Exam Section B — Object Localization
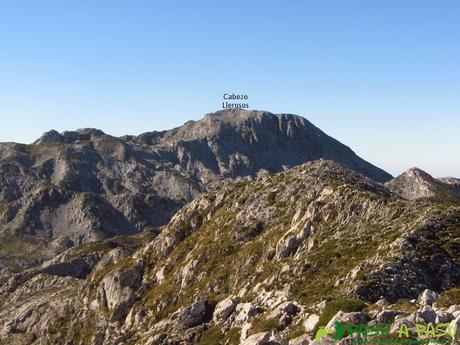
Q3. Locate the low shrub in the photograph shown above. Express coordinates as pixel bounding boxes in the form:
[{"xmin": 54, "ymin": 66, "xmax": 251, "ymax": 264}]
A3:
[
  {"xmin": 250, "ymin": 316, "xmax": 282, "ymax": 334},
  {"xmin": 437, "ymin": 288, "xmax": 460, "ymax": 307},
  {"xmin": 317, "ymin": 298, "xmax": 366, "ymax": 329},
  {"xmin": 197, "ymin": 326, "xmax": 224, "ymax": 345}
]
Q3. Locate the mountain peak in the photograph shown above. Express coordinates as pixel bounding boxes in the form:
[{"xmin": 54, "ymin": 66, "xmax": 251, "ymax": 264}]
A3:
[
  {"xmin": 149, "ymin": 109, "xmax": 391, "ymax": 182},
  {"xmin": 386, "ymin": 167, "xmax": 460, "ymax": 201},
  {"xmin": 34, "ymin": 128, "xmax": 106, "ymax": 145},
  {"xmin": 202, "ymin": 109, "xmax": 306, "ymax": 124},
  {"xmin": 405, "ymin": 167, "xmax": 434, "ymax": 179},
  {"xmin": 204, "ymin": 108, "xmax": 251, "ymax": 117},
  {"xmin": 34, "ymin": 129, "xmax": 62, "ymax": 145},
  {"xmin": 201, "ymin": 109, "xmax": 272, "ymax": 125}
]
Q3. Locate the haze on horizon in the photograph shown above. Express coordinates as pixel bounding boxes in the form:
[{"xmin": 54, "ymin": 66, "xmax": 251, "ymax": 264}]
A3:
[{"xmin": 0, "ymin": 1, "xmax": 459, "ymax": 178}]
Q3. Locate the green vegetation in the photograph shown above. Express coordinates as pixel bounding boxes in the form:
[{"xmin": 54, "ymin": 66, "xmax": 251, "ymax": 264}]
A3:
[
  {"xmin": 91, "ymin": 257, "xmax": 137, "ymax": 283},
  {"xmin": 250, "ymin": 316, "xmax": 282, "ymax": 335},
  {"xmin": 72, "ymin": 240, "xmax": 111, "ymax": 255},
  {"xmin": 317, "ymin": 298, "xmax": 366, "ymax": 328},
  {"xmin": 0, "ymin": 235, "xmax": 50, "ymax": 269},
  {"xmin": 0, "ymin": 333, "xmax": 38, "ymax": 345},
  {"xmin": 225, "ymin": 328, "xmax": 241, "ymax": 345},
  {"xmin": 390, "ymin": 299, "xmax": 417, "ymax": 312},
  {"xmin": 437, "ymin": 288, "xmax": 460, "ymax": 307},
  {"xmin": 197, "ymin": 326, "xmax": 224, "ymax": 345},
  {"xmin": 25, "ymin": 142, "xmax": 64, "ymax": 156},
  {"xmin": 267, "ymin": 191, "xmax": 277, "ymax": 204},
  {"xmin": 65, "ymin": 313, "xmax": 98, "ymax": 344},
  {"xmin": 288, "ymin": 323, "xmax": 306, "ymax": 339},
  {"xmin": 196, "ymin": 326, "xmax": 240, "ymax": 345},
  {"xmin": 141, "ymin": 165, "xmax": 445, "ymax": 331},
  {"xmin": 98, "ymin": 164, "xmax": 460, "ymax": 341}
]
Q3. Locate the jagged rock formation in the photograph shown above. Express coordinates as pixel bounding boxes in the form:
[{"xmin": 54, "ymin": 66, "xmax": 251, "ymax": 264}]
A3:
[
  {"xmin": 439, "ymin": 177, "xmax": 460, "ymax": 187},
  {"xmin": 0, "ymin": 109, "xmax": 391, "ymax": 271},
  {"xmin": 0, "ymin": 160, "xmax": 458, "ymax": 345},
  {"xmin": 386, "ymin": 167, "xmax": 460, "ymax": 202}
]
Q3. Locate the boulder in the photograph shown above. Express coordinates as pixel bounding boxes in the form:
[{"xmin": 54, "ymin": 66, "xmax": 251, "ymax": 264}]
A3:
[
  {"xmin": 241, "ymin": 331, "xmax": 271, "ymax": 345},
  {"xmin": 234, "ymin": 302, "xmax": 261, "ymax": 326},
  {"xmin": 447, "ymin": 305, "xmax": 460, "ymax": 318},
  {"xmin": 278, "ymin": 301, "xmax": 301, "ymax": 316},
  {"xmin": 269, "ymin": 333, "xmax": 289, "ymax": 345},
  {"xmin": 326, "ymin": 311, "xmax": 368, "ymax": 329},
  {"xmin": 269, "ymin": 301, "xmax": 301, "ymax": 319},
  {"xmin": 376, "ymin": 310, "xmax": 404, "ymax": 323},
  {"xmin": 280, "ymin": 314, "xmax": 293, "ymax": 327},
  {"xmin": 312, "ymin": 300, "xmax": 327, "ymax": 312},
  {"xmin": 375, "ymin": 298, "xmax": 390, "ymax": 308},
  {"xmin": 257, "ymin": 290, "xmax": 289, "ymax": 308},
  {"xmin": 415, "ymin": 306, "xmax": 437, "ymax": 324},
  {"xmin": 172, "ymin": 300, "xmax": 214, "ymax": 329},
  {"xmin": 213, "ymin": 297, "xmax": 237, "ymax": 323},
  {"xmin": 180, "ymin": 259, "xmax": 198, "ymax": 289},
  {"xmin": 304, "ymin": 314, "xmax": 320, "ymax": 332},
  {"xmin": 417, "ymin": 289, "xmax": 438, "ymax": 306},
  {"xmin": 288, "ymin": 334, "xmax": 311, "ymax": 345},
  {"xmin": 436, "ymin": 311, "xmax": 454, "ymax": 323}
]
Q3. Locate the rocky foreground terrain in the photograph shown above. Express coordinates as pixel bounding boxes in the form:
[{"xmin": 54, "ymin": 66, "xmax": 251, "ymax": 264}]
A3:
[
  {"xmin": 0, "ymin": 158, "xmax": 459, "ymax": 345},
  {"xmin": 1, "ymin": 110, "xmax": 460, "ymax": 345}
]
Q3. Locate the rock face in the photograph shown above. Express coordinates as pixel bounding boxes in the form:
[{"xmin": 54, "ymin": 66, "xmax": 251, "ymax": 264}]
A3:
[
  {"xmin": 99, "ymin": 265, "xmax": 143, "ymax": 321},
  {"xmin": 0, "ymin": 109, "xmax": 391, "ymax": 272}
]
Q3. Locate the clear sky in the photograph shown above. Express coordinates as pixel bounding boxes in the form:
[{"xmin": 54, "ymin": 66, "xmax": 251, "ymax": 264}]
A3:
[{"xmin": 0, "ymin": 1, "xmax": 459, "ymax": 177}]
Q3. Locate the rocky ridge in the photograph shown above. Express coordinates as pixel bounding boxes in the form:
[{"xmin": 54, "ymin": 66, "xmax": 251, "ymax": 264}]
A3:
[{"xmin": 1, "ymin": 160, "xmax": 459, "ymax": 345}]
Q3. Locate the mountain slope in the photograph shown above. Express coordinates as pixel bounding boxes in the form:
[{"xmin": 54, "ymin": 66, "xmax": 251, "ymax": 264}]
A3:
[
  {"xmin": 0, "ymin": 110, "xmax": 391, "ymax": 270},
  {"xmin": 1, "ymin": 160, "xmax": 457, "ymax": 345}
]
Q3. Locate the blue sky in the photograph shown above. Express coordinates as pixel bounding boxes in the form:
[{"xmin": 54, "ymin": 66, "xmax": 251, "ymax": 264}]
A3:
[{"xmin": 0, "ymin": 1, "xmax": 459, "ymax": 177}]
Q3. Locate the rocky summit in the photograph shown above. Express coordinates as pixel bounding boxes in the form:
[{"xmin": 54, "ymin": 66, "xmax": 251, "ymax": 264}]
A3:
[
  {"xmin": 0, "ymin": 109, "xmax": 391, "ymax": 271},
  {"xmin": 2, "ymin": 110, "xmax": 460, "ymax": 345},
  {"xmin": 386, "ymin": 167, "xmax": 460, "ymax": 202}
]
